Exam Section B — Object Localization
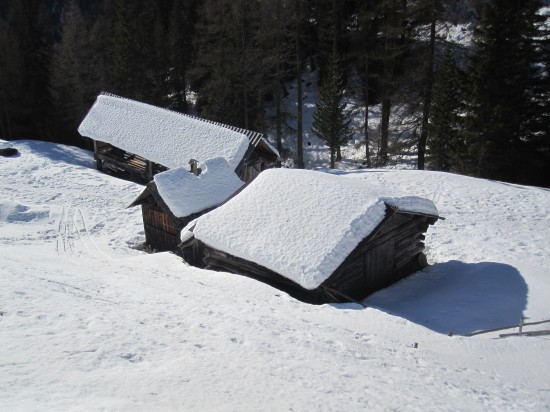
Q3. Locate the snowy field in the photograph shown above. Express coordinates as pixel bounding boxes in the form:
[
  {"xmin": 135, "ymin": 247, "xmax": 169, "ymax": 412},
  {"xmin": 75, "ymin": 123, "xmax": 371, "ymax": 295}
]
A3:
[{"xmin": 1, "ymin": 139, "xmax": 550, "ymax": 411}]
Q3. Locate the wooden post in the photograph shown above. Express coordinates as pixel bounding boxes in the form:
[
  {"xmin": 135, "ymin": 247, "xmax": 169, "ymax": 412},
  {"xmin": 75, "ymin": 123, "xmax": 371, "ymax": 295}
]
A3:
[
  {"xmin": 93, "ymin": 141, "xmax": 102, "ymax": 171},
  {"xmin": 519, "ymin": 318, "xmax": 524, "ymax": 335},
  {"xmin": 147, "ymin": 161, "xmax": 153, "ymax": 180}
]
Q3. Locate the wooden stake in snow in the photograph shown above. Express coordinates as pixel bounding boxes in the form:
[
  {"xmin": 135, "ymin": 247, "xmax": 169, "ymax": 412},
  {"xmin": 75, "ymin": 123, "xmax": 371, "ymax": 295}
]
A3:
[{"xmin": 519, "ymin": 318, "xmax": 524, "ymax": 335}]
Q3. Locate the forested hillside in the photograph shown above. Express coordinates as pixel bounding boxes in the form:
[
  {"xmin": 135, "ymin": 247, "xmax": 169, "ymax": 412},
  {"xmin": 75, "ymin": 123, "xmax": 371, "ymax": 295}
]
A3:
[{"xmin": 0, "ymin": 0, "xmax": 549, "ymax": 186}]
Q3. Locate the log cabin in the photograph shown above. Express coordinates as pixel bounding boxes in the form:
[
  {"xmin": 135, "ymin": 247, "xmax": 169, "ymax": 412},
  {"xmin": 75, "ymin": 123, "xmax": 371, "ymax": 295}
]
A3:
[
  {"xmin": 129, "ymin": 157, "xmax": 244, "ymax": 252},
  {"xmin": 178, "ymin": 169, "xmax": 442, "ymax": 304},
  {"xmin": 78, "ymin": 93, "xmax": 279, "ymax": 183}
]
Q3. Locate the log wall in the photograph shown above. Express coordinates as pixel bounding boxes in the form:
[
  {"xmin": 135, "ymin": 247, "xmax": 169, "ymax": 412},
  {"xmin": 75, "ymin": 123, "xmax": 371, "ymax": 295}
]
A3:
[
  {"xmin": 325, "ymin": 210, "xmax": 435, "ymax": 301},
  {"xmin": 142, "ymin": 204, "xmax": 184, "ymax": 252}
]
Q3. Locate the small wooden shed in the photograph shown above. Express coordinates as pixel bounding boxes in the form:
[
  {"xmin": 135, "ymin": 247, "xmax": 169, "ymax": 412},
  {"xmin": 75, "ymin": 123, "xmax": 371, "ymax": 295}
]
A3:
[
  {"xmin": 129, "ymin": 181, "xmax": 203, "ymax": 252},
  {"xmin": 130, "ymin": 158, "xmax": 245, "ymax": 252},
  {"xmin": 178, "ymin": 169, "xmax": 442, "ymax": 304},
  {"xmin": 78, "ymin": 93, "xmax": 279, "ymax": 183}
]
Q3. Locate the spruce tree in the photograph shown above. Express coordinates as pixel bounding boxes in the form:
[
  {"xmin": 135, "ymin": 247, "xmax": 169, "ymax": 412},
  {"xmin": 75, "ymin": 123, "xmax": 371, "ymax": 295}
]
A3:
[
  {"xmin": 312, "ymin": 41, "xmax": 352, "ymax": 169},
  {"xmin": 191, "ymin": 0, "xmax": 263, "ymax": 129},
  {"xmin": 256, "ymin": 0, "xmax": 295, "ymax": 154},
  {"xmin": 351, "ymin": 0, "xmax": 380, "ymax": 167},
  {"xmin": 294, "ymin": 0, "xmax": 305, "ymax": 168},
  {"xmin": 3, "ymin": 0, "xmax": 53, "ymax": 139},
  {"xmin": 378, "ymin": 0, "xmax": 409, "ymax": 166},
  {"xmin": 167, "ymin": 0, "xmax": 197, "ymax": 113},
  {"xmin": 415, "ymin": 0, "xmax": 442, "ymax": 170},
  {"xmin": 427, "ymin": 48, "xmax": 463, "ymax": 172},
  {"xmin": 0, "ymin": 16, "xmax": 19, "ymax": 140},
  {"xmin": 50, "ymin": 0, "xmax": 99, "ymax": 147},
  {"xmin": 466, "ymin": 0, "xmax": 543, "ymax": 183},
  {"xmin": 105, "ymin": 0, "xmax": 168, "ymax": 104}
]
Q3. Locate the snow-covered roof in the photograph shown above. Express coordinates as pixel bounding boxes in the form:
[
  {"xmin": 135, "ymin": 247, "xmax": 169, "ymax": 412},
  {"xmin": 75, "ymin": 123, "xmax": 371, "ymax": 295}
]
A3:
[
  {"xmin": 154, "ymin": 158, "xmax": 244, "ymax": 218},
  {"xmin": 78, "ymin": 93, "xmax": 252, "ymax": 170},
  {"xmin": 189, "ymin": 169, "xmax": 439, "ymax": 290}
]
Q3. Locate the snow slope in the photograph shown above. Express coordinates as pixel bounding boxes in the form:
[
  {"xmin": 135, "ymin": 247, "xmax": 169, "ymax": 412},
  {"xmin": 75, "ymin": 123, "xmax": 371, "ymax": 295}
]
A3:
[{"xmin": 1, "ymin": 140, "xmax": 550, "ymax": 411}]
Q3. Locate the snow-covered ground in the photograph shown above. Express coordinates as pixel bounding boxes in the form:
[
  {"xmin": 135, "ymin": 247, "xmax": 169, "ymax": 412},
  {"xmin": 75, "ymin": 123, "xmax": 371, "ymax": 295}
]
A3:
[{"xmin": 1, "ymin": 139, "xmax": 550, "ymax": 411}]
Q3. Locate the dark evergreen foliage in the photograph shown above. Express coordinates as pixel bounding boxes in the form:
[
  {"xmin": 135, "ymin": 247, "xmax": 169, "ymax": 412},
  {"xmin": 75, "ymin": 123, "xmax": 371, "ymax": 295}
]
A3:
[
  {"xmin": 1, "ymin": 0, "xmax": 54, "ymax": 141},
  {"xmin": 50, "ymin": 0, "xmax": 99, "ymax": 148},
  {"xmin": 465, "ymin": 0, "xmax": 546, "ymax": 184},
  {"xmin": 312, "ymin": 42, "xmax": 352, "ymax": 169},
  {"xmin": 0, "ymin": 0, "xmax": 548, "ymax": 186},
  {"xmin": 427, "ymin": 48, "xmax": 464, "ymax": 172}
]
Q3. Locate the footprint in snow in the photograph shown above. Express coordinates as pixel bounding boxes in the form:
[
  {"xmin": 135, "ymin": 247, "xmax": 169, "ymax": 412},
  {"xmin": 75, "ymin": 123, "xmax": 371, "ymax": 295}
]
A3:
[{"xmin": 120, "ymin": 353, "xmax": 143, "ymax": 363}]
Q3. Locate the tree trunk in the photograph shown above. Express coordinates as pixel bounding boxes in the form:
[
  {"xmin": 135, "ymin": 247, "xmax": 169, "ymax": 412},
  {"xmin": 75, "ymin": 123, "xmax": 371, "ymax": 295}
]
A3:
[
  {"xmin": 1, "ymin": 89, "xmax": 13, "ymax": 140},
  {"xmin": 418, "ymin": 1, "xmax": 436, "ymax": 170},
  {"xmin": 275, "ymin": 0, "xmax": 283, "ymax": 154},
  {"xmin": 241, "ymin": 0, "xmax": 249, "ymax": 129},
  {"xmin": 379, "ymin": 0, "xmax": 398, "ymax": 166},
  {"xmin": 364, "ymin": 56, "xmax": 371, "ymax": 166},
  {"xmin": 380, "ymin": 97, "xmax": 391, "ymax": 165},
  {"xmin": 275, "ymin": 84, "xmax": 283, "ymax": 153},
  {"xmin": 295, "ymin": 0, "xmax": 304, "ymax": 169}
]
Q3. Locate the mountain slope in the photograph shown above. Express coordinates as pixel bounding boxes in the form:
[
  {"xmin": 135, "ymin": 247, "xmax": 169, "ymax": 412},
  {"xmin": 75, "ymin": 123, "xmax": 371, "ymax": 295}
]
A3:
[{"xmin": 1, "ymin": 139, "xmax": 549, "ymax": 411}]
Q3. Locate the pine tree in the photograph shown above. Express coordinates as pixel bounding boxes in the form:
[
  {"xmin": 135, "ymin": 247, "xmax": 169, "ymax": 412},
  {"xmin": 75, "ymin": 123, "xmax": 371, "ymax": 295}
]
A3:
[
  {"xmin": 415, "ymin": 0, "xmax": 442, "ymax": 170},
  {"xmin": 0, "ymin": 16, "xmax": 19, "ymax": 140},
  {"xmin": 50, "ymin": 0, "xmax": 99, "ymax": 147},
  {"xmin": 191, "ymin": 0, "xmax": 263, "ymax": 129},
  {"xmin": 2, "ymin": 0, "xmax": 53, "ymax": 139},
  {"xmin": 167, "ymin": 0, "xmax": 197, "ymax": 113},
  {"xmin": 427, "ymin": 48, "xmax": 463, "ymax": 172},
  {"xmin": 104, "ymin": 0, "xmax": 168, "ymax": 104},
  {"xmin": 526, "ymin": 4, "xmax": 550, "ymax": 186},
  {"xmin": 466, "ymin": 0, "xmax": 543, "ymax": 183},
  {"xmin": 378, "ymin": 0, "xmax": 409, "ymax": 166},
  {"xmin": 256, "ymin": 0, "xmax": 295, "ymax": 154},
  {"xmin": 110, "ymin": 0, "xmax": 133, "ymax": 96},
  {"xmin": 312, "ymin": 41, "xmax": 352, "ymax": 169},
  {"xmin": 294, "ymin": 0, "xmax": 305, "ymax": 168},
  {"xmin": 351, "ymin": 0, "xmax": 380, "ymax": 167}
]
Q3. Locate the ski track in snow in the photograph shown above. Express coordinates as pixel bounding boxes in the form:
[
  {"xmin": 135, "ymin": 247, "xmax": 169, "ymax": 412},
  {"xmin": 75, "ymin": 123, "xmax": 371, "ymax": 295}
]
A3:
[{"xmin": 1, "ymin": 140, "xmax": 550, "ymax": 411}]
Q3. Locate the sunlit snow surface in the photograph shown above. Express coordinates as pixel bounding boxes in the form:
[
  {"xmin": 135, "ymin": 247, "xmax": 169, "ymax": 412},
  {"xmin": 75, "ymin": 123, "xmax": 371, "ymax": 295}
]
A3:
[
  {"xmin": 78, "ymin": 94, "xmax": 249, "ymax": 169},
  {"xmin": 1, "ymin": 140, "xmax": 550, "ymax": 411},
  {"xmin": 192, "ymin": 168, "xmax": 438, "ymax": 289},
  {"xmin": 154, "ymin": 157, "xmax": 244, "ymax": 218}
]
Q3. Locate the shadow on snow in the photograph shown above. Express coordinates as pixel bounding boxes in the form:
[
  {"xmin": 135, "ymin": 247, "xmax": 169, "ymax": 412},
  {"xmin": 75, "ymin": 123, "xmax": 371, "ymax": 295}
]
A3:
[
  {"xmin": 9, "ymin": 140, "xmax": 96, "ymax": 169},
  {"xmin": 363, "ymin": 260, "xmax": 527, "ymax": 336}
]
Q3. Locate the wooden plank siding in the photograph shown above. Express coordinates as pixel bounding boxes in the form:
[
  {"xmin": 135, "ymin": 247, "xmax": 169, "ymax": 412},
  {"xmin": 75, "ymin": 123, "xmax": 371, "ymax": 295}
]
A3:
[
  {"xmin": 131, "ymin": 182, "xmax": 218, "ymax": 253},
  {"xmin": 142, "ymin": 204, "xmax": 183, "ymax": 252},
  {"xmin": 324, "ymin": 210, "xmax": 433, "ymax": 301}
]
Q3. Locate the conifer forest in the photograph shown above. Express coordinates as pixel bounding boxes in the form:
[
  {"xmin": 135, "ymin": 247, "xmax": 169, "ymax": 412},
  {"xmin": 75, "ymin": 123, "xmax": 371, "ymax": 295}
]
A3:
[{"xmin": 0, "ymin": 0, "xmax": 549, "ymax": 186}]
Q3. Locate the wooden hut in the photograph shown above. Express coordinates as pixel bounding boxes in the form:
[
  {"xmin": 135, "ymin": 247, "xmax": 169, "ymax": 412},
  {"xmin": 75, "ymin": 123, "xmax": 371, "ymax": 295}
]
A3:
[
  {"xmin": 78, "ymin": 93, "xmax": 279, "ymax": 183},
  {"xmin": 178, "ymin": 169, "xmax": 442, "ymax": 304},
  {"xmin": 129, "ymin": 158, "xmax": 244, "ymax": 252}
]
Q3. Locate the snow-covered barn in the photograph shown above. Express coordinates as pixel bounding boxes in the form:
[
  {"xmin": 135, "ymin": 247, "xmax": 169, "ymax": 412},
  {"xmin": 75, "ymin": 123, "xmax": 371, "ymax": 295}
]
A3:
[
  {"xmin": 179, "ymin": 169, "xmax": 442, "ymax": 304},
  {"xmin": 78, "ymin": 93, "xmax": 279, "ymax": 183},
  {"xmin": 129, "ymin": 158, "xmax": 245, "ymax": 252}
]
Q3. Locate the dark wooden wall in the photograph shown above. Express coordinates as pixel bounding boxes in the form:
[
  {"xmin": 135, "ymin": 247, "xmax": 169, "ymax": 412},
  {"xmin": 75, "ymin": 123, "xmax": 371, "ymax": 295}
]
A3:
[
  {"xmin": 142, "ymin": 204, "xmax": 183, "ymax": 252},
  {"xmin": 325, "ymin": 210, "xmax": 435, "ymax": 301}
]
